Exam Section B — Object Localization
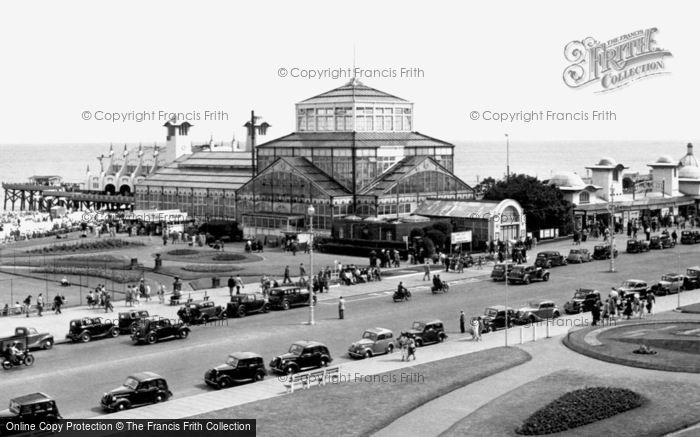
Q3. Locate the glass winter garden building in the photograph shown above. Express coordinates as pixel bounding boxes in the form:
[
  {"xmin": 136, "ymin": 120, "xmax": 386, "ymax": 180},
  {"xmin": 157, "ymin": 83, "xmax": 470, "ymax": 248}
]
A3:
[{"xmin": 137, "ymin": 79, "xmax": 474, "ymax": 236}]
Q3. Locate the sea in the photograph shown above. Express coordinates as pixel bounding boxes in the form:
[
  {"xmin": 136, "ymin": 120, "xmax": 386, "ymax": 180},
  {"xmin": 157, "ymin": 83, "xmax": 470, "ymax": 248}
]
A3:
[{"xmin": 0, "ymin": 140, "xmax": 695, "ymax": 211}]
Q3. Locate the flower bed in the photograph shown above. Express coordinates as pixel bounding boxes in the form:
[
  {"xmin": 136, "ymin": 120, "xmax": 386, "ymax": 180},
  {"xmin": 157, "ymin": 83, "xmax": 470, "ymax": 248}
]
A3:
[
  {"xmin": 32, "ymin": 266, "xmax": 143, "ymax": 283},
  {"xmin": 181, "ymin": 264, "xmax": 240, "ymax": 273},
  {"xmin": 515, "ymin": 387, "xmax": 645, "ymax": 435},
  {"xmin": 166, "ymin": 249, "xmax": 200, "ymax": 256},
  {"xmin": 211, "ymin": 253, "xmax": 246, "ymax": 262},
  {"xmin": 24, "ymin": 239, "xmax": 144, "ymax": 254}
]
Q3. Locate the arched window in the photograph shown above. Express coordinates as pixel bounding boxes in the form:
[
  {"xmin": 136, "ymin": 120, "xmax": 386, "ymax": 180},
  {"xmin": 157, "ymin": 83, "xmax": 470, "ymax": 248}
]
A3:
[{"xmin": 579, "ymin": 191, "xmax": 590, "ymax": 204}]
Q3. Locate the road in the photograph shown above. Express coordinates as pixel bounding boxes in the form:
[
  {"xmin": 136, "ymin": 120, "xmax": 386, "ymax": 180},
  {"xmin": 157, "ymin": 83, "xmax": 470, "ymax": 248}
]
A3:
[{"xmin": 0, "ymin": 244, "xmax": 696, "ymax": 418}]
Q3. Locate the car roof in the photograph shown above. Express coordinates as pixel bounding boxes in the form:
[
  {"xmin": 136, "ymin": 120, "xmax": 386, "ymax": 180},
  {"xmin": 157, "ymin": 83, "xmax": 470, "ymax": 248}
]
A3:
[
  {"xmin": 576, "ymin": 288, "xmax": 599, "ymax": 294},
  {"xmin": 662, "ymin": 273, "xmax": 682, "ymax": 277},
  {"xmin": 364, "ymin": 327, "xmax": 392, "ymax": 335},
  {"xmin": 292, "ymin": 340, "xmax": 325, "ymax": 347},
  {"xmin": 688, "ymin": 266, "xmax": 700, "ymax": 270},
  {"xmin": 229, "ymin": 352, "xmax": 262, "ymax": 360},
  {"xmin": 129, "ymin": 371, "xmax": 164, "ymax": 381},
  {"xmin": 10, "ymin": 393, "xmax": 53, "ymax": 405},
  {"xmin": 625, "ymin": 279, "xmax": 645, "ymax": 283}
]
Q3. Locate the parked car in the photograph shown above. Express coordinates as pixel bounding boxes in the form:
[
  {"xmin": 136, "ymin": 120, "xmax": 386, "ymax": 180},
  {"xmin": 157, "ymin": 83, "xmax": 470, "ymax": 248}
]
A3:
[
  {"xmin": 268, "ymin": 286, "xmax": 311, "ymax": 310},
  {"xmin": 626, "ymin": 239, "xmax": 650, "ymax": 253},
  {"xmin": 0, "ymin": 393, "xmax": 61, "ymax": 430},
  {"xmin": 681, "ymin": 230, "xmax": 700, "ymax": 244},
  {"xmin": 226, "ymin": 293, "xmax": 270, "ymax": 318},
  {"xmin": 480, "ymin": 306, "xmax": 517, "ymax": 331},
  {"xmin": 686, "ymin": 266, "xmax": 700, "ymax": 290},
  {"xmin": 613, "ymin": 279, "xmax": 650, "ymax": 299},
  {"xmin": 564, "ymin": 289, "xmax": 601, "ymax": 314},
  {"xmin": 131, "ymin": 318, "xmax": 190, "ymax": 345},
  {"xmin": 491, "ymin": 262, "xmax": 515, "ymax": 281},
  {"xmin": 177, "ymin": 300, "xmax": 226, "ymax": 324},
  {"xmin": 660, "ymin": 235, "xmax": 676, "ymax": 248},
  {"xmin": 117, "ymin": 310, "xmax": 150, "ymax": 334},
  {"xmin": 204, "ymin": 352, "xmax": 266, "ymax": 389},
  {"xmin": 101, "ymin": 372, "xmax": 172, "ymax": 412},
  {"xmin": 567, "ymin": 248, "xmax": 591, "ymax": 263},
  {"xmin": 0, "ymin": 327, "xmax": 54, "ymax": 351},
  {"xmin": 507, "ymin": 265, "xmax": 550, "ymax": 284},
  {"xmin": 348, "ymin": 327, "xmax": 398, "ymax": 358},
  {"xmin": 650, "ymin": 273, "xmax": 685, "ymax": 295},
  {"xmin": 66, "ymin": 317, "xmax": 120, "ymax": 343},
  {"xmin": 515, "ymin": 300, "xmax": 561, "ymax": 324},
  {"xmin": 534, "ymin": 251, "xmax": 567, "ymax": 268},
  {"xmin": 406, "ymin": 320, "xmax": 447, "ymax": 346},
  {"xmin": 269, "ymin": 341, "xmax": 332, "ymax": 374},
  {"xmin": 592, "ymin": 245, "xmax": 618, "ymax": 260}
]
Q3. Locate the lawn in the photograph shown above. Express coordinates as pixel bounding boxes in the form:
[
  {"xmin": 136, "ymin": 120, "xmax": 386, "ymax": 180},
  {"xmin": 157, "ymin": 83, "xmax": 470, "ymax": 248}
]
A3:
[
  {"xmin": 442, "ymin": 369, "xmax": 700, "ymax": 437},
  {"xmin": 191, "ymin": 347, "xmax": 531, "ymax": 437}
]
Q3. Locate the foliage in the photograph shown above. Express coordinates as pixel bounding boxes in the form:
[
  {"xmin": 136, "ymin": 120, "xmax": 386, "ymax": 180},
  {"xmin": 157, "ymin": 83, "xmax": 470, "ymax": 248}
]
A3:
[
  {"xmin": 182, "ymin": 264, "xmax": 240, "ymax": 273},
  {"xmin": 475, "ymin": 176, "xmax": 498, "ymax": 197},
  {"xmin": 24, "ymin": 239, "xmax": 144, "ymax": 254},
  {"xmin": 211, "ymin": 253, "xmax": 247, "ymax": 262},
  {"xmin": 409, "ymin": 228, "xmax": 425, "ymax": 239},
  {"xmin": 425, "ymin": 229, "xmax": 448, "ymax": 250},
  {"xmin": 422, "ymin": 237, "xmax": 436, "ymax": 256},
  {"xmin": 515, "ymin": 387, "xmax": 645, "ymax": 435},
  {"xmin": 483, "ymin": 174, "xmax": 572, "ymax": 232},
  {"xmin": 166, "ymin": 249, "xmax": 200, "ymax": 256},
  {"xmin": 32, "ymin": 266, "xmax": 142, "ymax": 283}
]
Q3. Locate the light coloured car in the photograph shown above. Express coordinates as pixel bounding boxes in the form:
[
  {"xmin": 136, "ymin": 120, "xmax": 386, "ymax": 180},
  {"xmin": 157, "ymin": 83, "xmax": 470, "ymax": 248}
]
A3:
[
  {"xmin": 651, "ymin": 273, "xmax": 685, "ymax": 296},
  {"xmin": 348, "ymin": 327, "xmax": 398, "ymax": 359},
  {"xmin": 567, "ymin": 248, "xmax": 591, "ymax": 263},
  {"xmin": 515, "ymin": 300, "xmax": 561, "ymax": 324}
]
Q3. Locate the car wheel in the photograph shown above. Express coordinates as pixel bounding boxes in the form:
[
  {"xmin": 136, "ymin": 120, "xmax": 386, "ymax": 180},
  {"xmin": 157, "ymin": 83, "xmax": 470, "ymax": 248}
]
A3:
[
  {"xmin": 201, "ymin": 315, "xmax": 209, "ymax": 324},
  {"xmin": 146, "ymin": 333, "xmax": 158, "ymax": 344},
  {"xmin": 438, "ymin": 334, "xmax": 446, "ymax": 342},
  {"xmin": 524, "ymin": 277, "xmax": 530, "ymax": 285},
  {"xmin": 415, "ymin": 339, "xmax": 423, "ymax": 347},
  {"xmin": 320, "ymin": 358, "xmax": 329, "ymax": 367},
  {"xmin": 41, "ymin": 339, "xmax": 53, "ymax": 350},
  {"xmin": 23, "ymin": 354, "xmax": 35, "ymax": 366},
  {"xmin": 218, "ymin": 377, "xmax": 231, "ymax": 389},
  {"xmin": 110, "ymin": 327, "xmax": 120, "ymax": 337},
  {"xmin": 237, "ymin": 306, "xmax": 247, "ymax": 317},
  {"xmin": 130, "ymin": 323, "xmax": 139, "ymax": 334},
  {"xmin": 262, "ymin": 304, "xmax": 270, "ymax": 313},
  {"xmin": 553, "ymin": 311, "xmax": 560, "ymax": 318},
  {"xmin": 154, "ymin": 393, "xmax": 165, "ymax": 403},
  {"xmin": 254, "ymin": 372, "xmax": 265, "ymax": 382},
  {"xmin": 80, "ymin": 332, "xmax": 91, "ymax": 343},
  {"xmin": 386, "ymin": 344, "xmax": 395, "ymax": 354},
  {"xmin": 178, "ymin": 329, "xmax": 189, "ymax": 339},
  {"xmin": 1, "ymin": 361, "xmax": 11, "ymax": 370},
  {"xmin": 285, "ymin": 366, "xmax": 296, "ymax": 375},
  {"xmin": 543, "ymin": 274, "xmax": 550, "ymax": 282},
  {"xmin": 282, "ymin": 301, "xmax": 290, "ymax": 311},
  {"xmin": 363, "ymin": 350, "xmax": 372, "ymax": 359},
  {"xmin": 116, "ymin": 401, "xmax": 129, "ymax": 411}
]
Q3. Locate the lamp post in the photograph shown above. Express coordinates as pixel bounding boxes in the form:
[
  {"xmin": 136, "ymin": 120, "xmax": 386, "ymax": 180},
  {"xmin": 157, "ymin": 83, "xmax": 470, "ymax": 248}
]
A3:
[
  {"xmin": 307, "ymin": 204, "xmax": 315, "ymax": 325},
  {"xmin": 505, "ymin": 134, "xmax": 510, "ymax": 182},
  {"xmin": 607, "ymin": 188, "xmax": 617, "ymax": 273},
  {"xmin": 504, "ymin": 264, "xmax": 509, "ymax": 347}
]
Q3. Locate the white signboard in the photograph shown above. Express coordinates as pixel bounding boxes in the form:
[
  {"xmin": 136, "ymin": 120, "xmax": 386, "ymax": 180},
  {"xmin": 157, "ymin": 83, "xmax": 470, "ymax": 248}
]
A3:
[{"xmin": 451, "ymin": 231, "xmax": 472, "ymax": 244}]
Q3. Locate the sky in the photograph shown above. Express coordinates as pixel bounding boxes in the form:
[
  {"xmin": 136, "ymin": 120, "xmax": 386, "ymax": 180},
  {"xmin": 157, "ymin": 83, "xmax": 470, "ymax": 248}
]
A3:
[{"xmin": 0, "ymin": 0, "xmax": 697, "ymax": 145}]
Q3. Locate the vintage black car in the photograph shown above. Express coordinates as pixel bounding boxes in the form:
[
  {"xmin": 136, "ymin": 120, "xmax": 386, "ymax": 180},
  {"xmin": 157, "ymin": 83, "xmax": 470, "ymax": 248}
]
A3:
[
  {"xmin": 681, "ymin": 230, "xmax": 700, "ymax": 244},
  {"xmin": 480, "ymin": 306, "xmax": 517, "ymax": 331},
  {"xmin": 592, "ymin": 245, "xmax": 618, "ymax": 260},
  {"xmin": 0, "ymin": 393, "xmax": 61, "ymax": 431},
  {"xmin": 268, "ymin": 286, "xmax": 311, "ymax": 310},
  {"xmin": 131, "ymin": 318, "xmax": 190, "ymax": 345},
  {"xmin": 686, "ymin": 266, "xmax": 700, "ymax": 290},
  {"xmin": 66, "ymin": 317, "xmax": 120, "ymax": 343},
  {"xmin": 406, "ymin": 320, "xmax": 447, "ymax": 347},
  {"xmin": 564, "ymin": 289, "xmax": 601, "ymax": 314},
  {"xmin": 101, "ymin": 372, "xmax": 172, "ymax": 411},
  {"xmin": 650, "ymin": 273, "xmax": 685, "ymax": 296},
  {"xmin": 226, "ymin": 293, "xmax": 270, "ymax": 318},
  {"xmin": 507, "ymin": 265, "xmax": 550, "ymax": 284},
  {"xmin": 177, "ymin": 300, "xmax": 226, "ymax": 325},
  {"xmin": 490, "ymin": 262, "xmax": 515, "ymax": 281},
  {"xmin": 534, "ymin": 251, "xmax": 567, "ymax": 268},
  {"xmin": 118, "ymin": 310, "xmax": 150, "ymax": 334},
  {"xmin": 269, "ymin": 341, "xmax": 332, "ymax": 374},
  {"xmin": 626, "ymin": 239, "xmax": 650, "ymax": 253},
  {"xmin": 204, "ymin": 352, "xmax": 266, "ymax": 389},
  {"xmin": 514, "ymin": 300, "xmax": 561, "ymax": 324},
  {"xmin": 660, "ymin": 235, "xmax": 676, "ymax": 248}
]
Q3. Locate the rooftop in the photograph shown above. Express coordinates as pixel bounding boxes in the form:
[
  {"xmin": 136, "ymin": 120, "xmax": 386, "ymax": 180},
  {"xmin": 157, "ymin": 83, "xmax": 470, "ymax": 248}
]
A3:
[{"xmin": 299, "ymin": 79, "xmax": 408, "ymax": 105}]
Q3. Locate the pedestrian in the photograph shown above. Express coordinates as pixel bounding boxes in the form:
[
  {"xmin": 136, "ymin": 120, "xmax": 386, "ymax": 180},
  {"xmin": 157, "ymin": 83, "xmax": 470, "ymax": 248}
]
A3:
[
  {"xmin": 477, "ymin": 256, "xmax": 483, "ymax": 270},
  {"xmin": 476, "ymin": 317, "xmax": 483, "ymax": 341},
  {"xmin": 672, "ymin": 230, "xmax": 678, "ymax": 244},
  {"xmin": 53, "ymin": 294, "xmax": 63, "ymax": 314},
  {"xmin": 601, "ymin": 299, "xmax": 610, "ymax": 325},
  {"xmin": 227, "ymin": 275, "xmax": 235, "ymax": 296},
  {"xmin": 23, "ymin": 295, "xmax": 32, "ymax": 317},
  {"xmin": 399, "ymin": 333, "xmax": 408, "ymax": 361},
  {"xmin": 299, "ymin": 263, "xmax": 306, "ymax": 283},
  {"xmin": 235, "ymin": 275, "xmax": 244, "ymax": 295},
  {"xmin": 406, "ymin": 336, "xmax": 416, "ymax": 361},
  {"xmin": 422, "ymin": 260, "xmax": 431, "ymax": 281},
  {"xmin": 623, "ymin": 298, "xmax": 633, "ymax": 319},
  {"xmin": 471, "ymin": 317, "xmax": 480, "ymax": 341},
  {"xmin": 104, "ymin": 292, "xmax": 113, "ymax": 312},
  {"xmin": 591, "ymin": 300, "xmax": 601, "ymax": 326},
  {"xmin": 459, "ymin": 310, "xmax": 466, "ymax": 333},
  {"xmin": 36, "ymin": 293, "xmax": 44, "ymax": 317},
  {"xmin": 283, "ymin": 265, "xmax": 292, "ymax": 284},
  {"xmin": 158, "ymin": 283, "xmax": 165, "ymax": 304},
  {"xmin": 338, "ymin": 296, "xmax": 345, "ymax": 319},
  {"xmin": 646, "ymin": 291, "xmax": 655, "ymax": 315}
]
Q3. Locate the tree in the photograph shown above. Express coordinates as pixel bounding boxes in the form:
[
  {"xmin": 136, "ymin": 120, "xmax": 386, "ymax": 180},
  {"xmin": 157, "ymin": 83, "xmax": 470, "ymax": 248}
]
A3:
[
  {"xmin": 483, "ymin": 174, "xmax": 572, "ymax": 232},
  {"xmin": 475, "ymin": 176, "xmax": 497, "ymax": 197}
]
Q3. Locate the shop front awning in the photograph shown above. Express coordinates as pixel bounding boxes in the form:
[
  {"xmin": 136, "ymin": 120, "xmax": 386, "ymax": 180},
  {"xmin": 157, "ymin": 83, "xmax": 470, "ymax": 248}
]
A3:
[{"xmin": 574, "ymin": 196, "xmax": 696, "ymax": 213}]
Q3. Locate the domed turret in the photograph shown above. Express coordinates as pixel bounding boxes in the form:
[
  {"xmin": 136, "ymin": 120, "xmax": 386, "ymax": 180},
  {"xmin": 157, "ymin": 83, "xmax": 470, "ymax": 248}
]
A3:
[
  {"xmin": 680, "ymin": 165, "xmax": 700, "ymax": 180},
  {"xmin": 679, "ymin": 143, "xmax": 698, "ymax": 168},
  {"xmin": 549, "ymin": 171, "xmax": 586, "ymax": 189}
]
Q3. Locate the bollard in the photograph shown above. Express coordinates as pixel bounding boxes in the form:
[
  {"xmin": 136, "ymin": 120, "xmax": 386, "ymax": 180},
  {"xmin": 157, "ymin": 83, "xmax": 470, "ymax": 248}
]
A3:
[
  {"xmin": 546, "ymin": 321, "xmax": 550, "ymax": 339},
  {"xmin": 532, "ymin": 324, "xmax": 536, "ymax": 342},
  {"xmin": 519, "ymin": 327, "xmax": 523, "ymax": 344}
]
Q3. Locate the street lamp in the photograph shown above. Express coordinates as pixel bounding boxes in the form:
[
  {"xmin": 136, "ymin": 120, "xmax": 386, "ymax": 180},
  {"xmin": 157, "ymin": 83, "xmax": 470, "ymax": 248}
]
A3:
[
  {"xmin": 504, "ymin": 261, "xmax": 509, "ymax": 347},
  {"xmin": 607, "ymin": 188, "xmax": 617, "ymax": 273},
  {"xmin": 307, "ymin": 204, "xmax": 315, "ymax": 325},
  {"xmin": 505, "ymin": 134, "xmax": 510, "ymax": 182}
]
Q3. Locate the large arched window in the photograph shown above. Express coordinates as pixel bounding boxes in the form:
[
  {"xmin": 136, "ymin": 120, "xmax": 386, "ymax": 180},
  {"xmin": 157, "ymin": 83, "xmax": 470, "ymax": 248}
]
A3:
[{"xmin": 579, "ymin": 191, "xmax": 590, "ymax": 204}]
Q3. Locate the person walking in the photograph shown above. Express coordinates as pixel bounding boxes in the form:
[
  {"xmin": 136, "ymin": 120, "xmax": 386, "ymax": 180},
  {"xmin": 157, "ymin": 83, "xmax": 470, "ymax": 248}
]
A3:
[
  {"xmin": 283, "ymin": 266, "xmax": 292, "ymax": 284},
  {"xmin": 422, "ymin": 260, "xmax": 431, "ymax": 281},
  {"xmin": 104, "ymin": 292, "xmax": 113, "ymax": 312},
  {"xmin": 471, "ymin": 317, "xmax": 480, "ymax": 341},
  {"xmin": 591, "ymin": 300, "xmax": 601, "ymax": 326},
  {"xmin": 459, "ymin": 310, "xmax": 466, "ymax": 333},
  {"xmin": 299, "ymin": 263, "xmax": 306, "ymax": 283},
  {"xmin": 406, "ymin": 336, "xmax": 416, "ymax": 361},
  {"xmin": 338, "ymin": 296, "xmax": 345, "ymax": 320},
  {"xmin": 399, "ymin": 333, "xmax": 408, "ymax": 361},
  {"xmin": 23, "ymin": 295, "xmax": 32, "ymax": 317},
  {"xmin": 53, "ymin": 294, "xmax": 63, "ymax": 314},
  {"xmin": 227, "ymin": 275, "xmax": 235, "ymax": 297},
  {"xmin": 234, "ymin": 275, "xmax": 244, "ymax": 295},
  {"xmin": 36, "ymin": 293, "xmax": 44, "ymax": 317},
  {"xmin": 158, "ymin": 283, "xmax": 165, "ymax": 304},
  {"xmin": 646, "ymin": 291, "xmax": 655, "ymax": 315}
]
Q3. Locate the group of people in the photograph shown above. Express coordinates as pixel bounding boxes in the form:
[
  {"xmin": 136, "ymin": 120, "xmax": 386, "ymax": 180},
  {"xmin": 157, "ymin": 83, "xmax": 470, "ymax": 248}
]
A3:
[
  {"xmin": 397, "ymin": 332, "xmax": 417, "ymax": 361},
  {"xmin": 591, "ymin": 291, "xmax": 655, "ymax": 326},
  {"xmin": 488, "ymin": 239, "xmax": 530, "ymax": 264},
  {"xmin": 369, "ymin": 249, "xmax": 401, "ymax": 269},
  {"xmin": 86, "ymin": 285, "xmax": 114, "ymax": 312},
  {"xmin": 125, "ymin": 280, "xmax": 152, "ymax": 306},
  {"xmin": 441, "ymin": 253, "xmax": 483, "ymax": 272},
  {"xmin": 459, "ymin": 311, "xmax": 484, "ymax": 341},
  {"xmin": 339, "ymin": 265, "xmax": 382, "ymax": 286}
]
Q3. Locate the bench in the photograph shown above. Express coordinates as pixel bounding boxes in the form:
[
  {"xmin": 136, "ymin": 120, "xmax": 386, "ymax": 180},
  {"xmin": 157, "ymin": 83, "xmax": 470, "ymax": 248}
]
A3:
[{"xmin": 283, "ymin": 366, "xmax": 340, "ymax": 393}]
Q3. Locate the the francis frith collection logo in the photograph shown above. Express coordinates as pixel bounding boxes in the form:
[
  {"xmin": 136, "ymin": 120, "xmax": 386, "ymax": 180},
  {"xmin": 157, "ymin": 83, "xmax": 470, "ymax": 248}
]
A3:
[{"xmin": 563, "ymin": 28, "xmax": 672, "ymax": 92}]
